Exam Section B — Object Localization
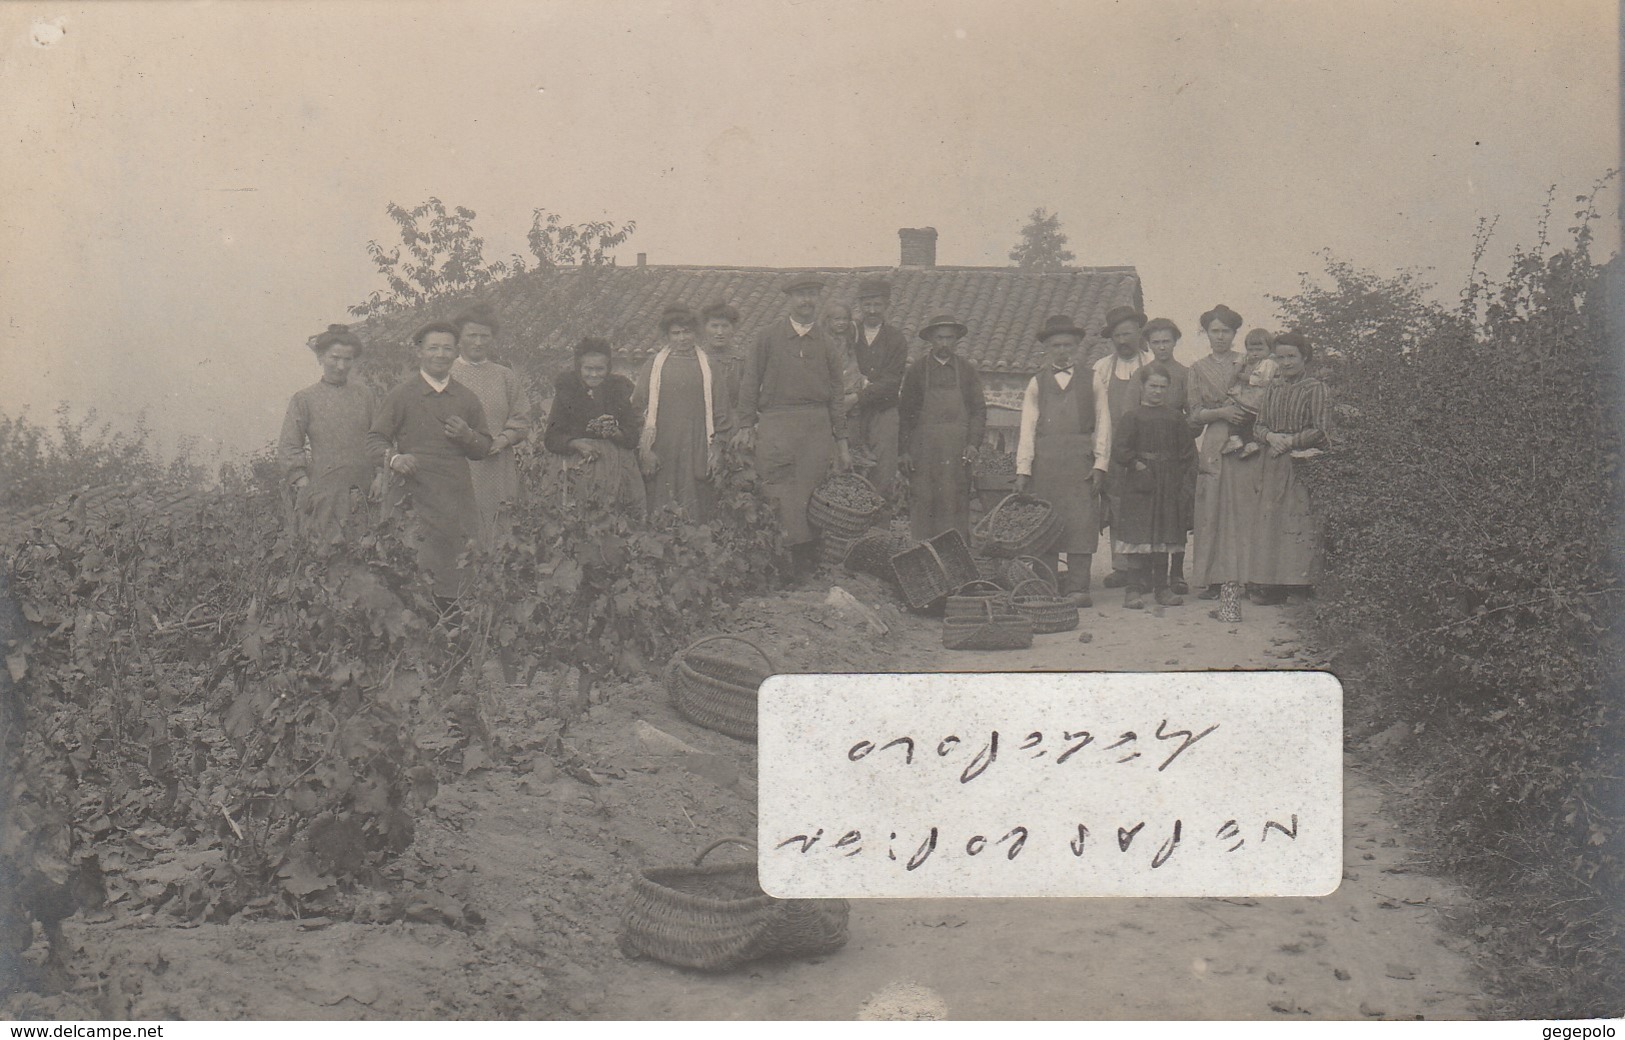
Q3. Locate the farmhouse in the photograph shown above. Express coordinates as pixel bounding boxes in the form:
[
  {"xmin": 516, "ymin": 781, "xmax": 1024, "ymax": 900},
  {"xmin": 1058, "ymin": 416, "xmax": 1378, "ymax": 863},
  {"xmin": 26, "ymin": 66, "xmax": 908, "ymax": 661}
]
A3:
[{"xmin": 359, "ymin": 228, "xmax": 1143, "ymax": 451}]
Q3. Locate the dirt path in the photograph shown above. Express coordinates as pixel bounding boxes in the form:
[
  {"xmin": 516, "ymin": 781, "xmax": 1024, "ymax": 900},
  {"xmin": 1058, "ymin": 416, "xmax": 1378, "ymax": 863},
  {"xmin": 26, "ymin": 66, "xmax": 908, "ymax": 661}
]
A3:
[
  {"xmin": 593, "ymin": 557, "xmax": 1487, "ymax": 1020},
  {"xmin": 12, "ymin": 559, "xmax": 1488, "ymax": 1021}
]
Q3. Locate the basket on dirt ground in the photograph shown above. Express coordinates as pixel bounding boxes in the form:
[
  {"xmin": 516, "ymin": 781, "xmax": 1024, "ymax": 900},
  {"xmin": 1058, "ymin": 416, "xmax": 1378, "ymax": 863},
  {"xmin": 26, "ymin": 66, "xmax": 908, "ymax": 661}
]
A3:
[
  {"xmin": 941, "ymin": 598, "xmax": 1033, "ymax": 651},
  {"xmin": 972, "ymin": 493, "xmax": 1061, "ymax": 559},
  {"xmin": 666, "ymin": 635, "xmax": 775, "ymax": 742},
  {"xmin": 844, "ymin": 528, "xmax": 913, "ymax": 579},
  {"xmin": 945, "ymin": 579, "xmax": 1010, "ymax": 619},
  {"xmin": 819, "ymin": 531, "xmax": 860, "ymax": 567},
  {"xmin": 807, "ymin": 472, "xmax": 886, "ymax": 539},
  {"xmin": 890, "ymin": 530, "xmax": 980, "ymax": 611},
  {"xmin": 1009, "ymin": 577, "xmax": 1079, "ymax": 634},
  {"xmin": 620, "ymin": 837, "xmax": 851, "ymax": 972},
  {"xmin": 974, "ymin": 554, "xmax": 1052, "ymax": 590}
]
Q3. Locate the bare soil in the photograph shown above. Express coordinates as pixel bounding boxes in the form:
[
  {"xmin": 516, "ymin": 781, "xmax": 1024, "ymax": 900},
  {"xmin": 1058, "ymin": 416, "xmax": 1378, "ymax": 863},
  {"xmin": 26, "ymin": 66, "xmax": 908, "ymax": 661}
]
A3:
[{"xmin": 2, "ymin": 558, "xmax": 1488, "ymax": 1021}]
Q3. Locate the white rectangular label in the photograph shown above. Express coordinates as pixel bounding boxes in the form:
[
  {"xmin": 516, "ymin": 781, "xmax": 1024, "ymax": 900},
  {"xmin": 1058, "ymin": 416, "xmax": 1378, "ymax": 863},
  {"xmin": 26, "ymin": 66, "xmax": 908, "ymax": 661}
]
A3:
[{"xmin": 758, "ymin": 671, "xmax": 1342, "ymax": 898}]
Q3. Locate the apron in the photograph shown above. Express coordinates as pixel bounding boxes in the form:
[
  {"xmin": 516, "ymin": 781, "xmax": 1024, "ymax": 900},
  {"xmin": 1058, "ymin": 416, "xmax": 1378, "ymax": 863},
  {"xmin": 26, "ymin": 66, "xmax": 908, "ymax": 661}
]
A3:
[
  {"xmin": 756, "ymin": 404, "xmax": 833, "ymax": 546},
  {"xmin": 1030, "ymin": 374, "xmax": 1100, "ymax": 555},
  {"xmin": 388, "ymin": 456, "xmax": 479, "ymax": 599},
  {"xmin": 909, "ymin": 368, "xmax": 970, "ymax": 541},
  {"xmin": 1105, "ymin": 364, "xmax": 1142, "ymax": 569}
]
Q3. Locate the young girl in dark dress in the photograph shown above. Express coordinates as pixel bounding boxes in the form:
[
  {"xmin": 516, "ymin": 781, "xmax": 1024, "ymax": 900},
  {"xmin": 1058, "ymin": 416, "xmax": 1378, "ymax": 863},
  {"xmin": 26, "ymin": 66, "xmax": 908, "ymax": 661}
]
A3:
[{"xmin": 1109, "ymin": 363, "xmax": 1197, "ymax": 608}]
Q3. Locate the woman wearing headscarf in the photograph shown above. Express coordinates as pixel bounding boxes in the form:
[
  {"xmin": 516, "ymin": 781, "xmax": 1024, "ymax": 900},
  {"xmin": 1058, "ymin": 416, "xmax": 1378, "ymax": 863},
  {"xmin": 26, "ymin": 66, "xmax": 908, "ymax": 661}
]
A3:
[
  {"xmin": 277, "ymin": 324, "xmax": 379, "ymax": 542},
  {"xmin": 1185, "ymin": 304, "xmax": 1259, "ymax": 615},
  {"xmin": 633, "ymin": 304, "xmax": 730, "ymax": 522},
  {"xmin": 543, "ymin": 338, "xmax": 646, "ymax": 517},
  {"xmin": 451, "ymin": 307, "xmax": 533, "ymax": 547},
  {"xmin": 1244, "ymin": 332, "xmax": 1330, "ymax": 604}
]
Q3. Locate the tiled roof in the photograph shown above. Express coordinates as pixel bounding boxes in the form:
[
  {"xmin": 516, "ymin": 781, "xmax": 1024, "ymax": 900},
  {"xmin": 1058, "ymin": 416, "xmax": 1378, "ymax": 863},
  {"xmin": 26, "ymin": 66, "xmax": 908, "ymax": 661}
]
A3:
[{"xmin": 355, "ymin": 264, "xmax": 1142, "ymax": 377}]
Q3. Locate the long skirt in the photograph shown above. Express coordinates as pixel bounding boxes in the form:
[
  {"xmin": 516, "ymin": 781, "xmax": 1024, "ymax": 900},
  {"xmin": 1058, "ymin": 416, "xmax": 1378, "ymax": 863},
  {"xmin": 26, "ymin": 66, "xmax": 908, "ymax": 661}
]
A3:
[
  {"xmin": 565, "ymin": 444, "xmax": 647, "ymax": 518},
  {"xmin": 909, "ymin": 421, "xmax": 971, "ymax": 541},
  {"xmin": 387, "ymin": 456, "xmax": 480, "ymax": 599},
  {"xmin": 1244, "ymin": 450, "xmax": 1323, "ymax": 586},
  {"xmin": 1189, "ymin": 423, "xmax": 1264, "ymax": 588},
  {"xmin": 1031, "ymin": 432, "xmax": 1100, "ymax": 554},
  {"xmin": 296, "ymin": 461, "xmax": 374, "ymax": 543},
  {"xmin": 467, "ymin": 450, "xmax": 519, "ymax": 549},
  {"xmin": 757, "ymin": 405, "xmax": 833, "ymax": 546},
  {"xmin": 1110, "ymin": 459, "xmax": 1191, "ymax": 554}
]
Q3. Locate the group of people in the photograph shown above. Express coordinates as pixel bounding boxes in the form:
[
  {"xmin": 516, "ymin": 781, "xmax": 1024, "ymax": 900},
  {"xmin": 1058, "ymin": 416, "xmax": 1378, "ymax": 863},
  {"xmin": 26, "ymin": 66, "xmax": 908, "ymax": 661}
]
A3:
[{"xmin": 277, "ymin": 278, "xmax": 1329, "ymax": 620}]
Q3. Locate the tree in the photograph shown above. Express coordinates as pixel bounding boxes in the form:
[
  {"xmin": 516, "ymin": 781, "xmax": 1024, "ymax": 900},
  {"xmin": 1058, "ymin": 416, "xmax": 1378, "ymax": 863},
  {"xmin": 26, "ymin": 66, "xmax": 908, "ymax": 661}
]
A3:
[
  {"xmin": 526, "ymin": 210, "xmax": 637, "ymax": 269},
  {"xmin": 349, "ymin": 198, "xmax": 521, "ymax": 318},
  {"xmin": 1008, "ymin": 207, "xmax": 1076, "ymax": 270}
]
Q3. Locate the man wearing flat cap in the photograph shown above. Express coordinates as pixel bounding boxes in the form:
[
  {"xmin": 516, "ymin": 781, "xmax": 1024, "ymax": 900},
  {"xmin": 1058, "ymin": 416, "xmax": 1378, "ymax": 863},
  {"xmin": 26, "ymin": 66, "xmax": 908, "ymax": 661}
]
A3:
[
  {"xmin": 851, "ymin": 276, "xmax": 908, "ymax": 497},
  {"xmin": 734, "ymin": 273, "xmax": 852, "ymax": 578},
  {"xmin": 1015, "ymin": 314, "xmax": 1111, "ymax": 607},
  {"xmin": 898, "ymin": 314, "xmax": 986, "ymax": 541},
  {"xmin": 1093, "ymin": 304, "xmax": 1154, "ymax": 591}
]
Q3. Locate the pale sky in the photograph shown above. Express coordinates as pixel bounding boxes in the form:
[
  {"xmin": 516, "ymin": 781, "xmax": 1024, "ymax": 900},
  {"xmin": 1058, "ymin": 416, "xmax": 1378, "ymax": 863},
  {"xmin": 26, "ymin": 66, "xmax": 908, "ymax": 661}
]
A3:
[{"xmin": 1, "ymin": 0, "xmax": 1617, "ymax": 461}]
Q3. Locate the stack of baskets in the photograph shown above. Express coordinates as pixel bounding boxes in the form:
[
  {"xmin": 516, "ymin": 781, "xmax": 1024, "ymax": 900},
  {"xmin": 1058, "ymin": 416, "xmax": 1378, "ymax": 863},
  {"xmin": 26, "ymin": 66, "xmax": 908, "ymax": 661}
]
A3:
[
  {"xmin": 807, "ymin": 473, "xmax": 886, "ymax": 542},
  {"xmin": 942, "ymin": 597, "xmax": 1034, "ymax": 650},
  {"xmin": 1009, "ymin": 577, "xmax": 1079, "ymax": 634},
  {"xmin": 620, "ymin": 838, "xmax": 851, "ymax": 971},
  {"xmin": 945, "ymin": 579, "xmax": 1010, "ymax": 618},
  {"xmin": 972, "ymin": 493, "xmax": 1061, "ymax": 559},
  {"xmin": 819, "ymin": 531, "xmax": 860, "ymax": 567},
  {"xmin": 665, "ymin": 635, "xmax": 775, "ymax": 742},
  {"xmin": 890, "ymin": 530, "xmax": 980, "ymax": 611}
]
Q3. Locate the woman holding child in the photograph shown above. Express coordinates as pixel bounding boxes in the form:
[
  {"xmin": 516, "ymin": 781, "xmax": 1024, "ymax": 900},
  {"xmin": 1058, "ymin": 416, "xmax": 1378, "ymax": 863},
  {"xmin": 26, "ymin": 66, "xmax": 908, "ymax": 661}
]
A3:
[
  {"xmin": 1186, "ymin": 304, "xmax": 1260, "ymax": 612},
  {"xmin": 1242, "ymin": 332, "xmax": 1329, "ymax": 602}
]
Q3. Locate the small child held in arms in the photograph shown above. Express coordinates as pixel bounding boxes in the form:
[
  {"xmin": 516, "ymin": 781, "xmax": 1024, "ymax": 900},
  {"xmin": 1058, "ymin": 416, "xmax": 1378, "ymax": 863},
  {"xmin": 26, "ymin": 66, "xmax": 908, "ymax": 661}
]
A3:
[{"xmin": 1222, "ymin": 327, "xmax": 1279, "ymax": 457}]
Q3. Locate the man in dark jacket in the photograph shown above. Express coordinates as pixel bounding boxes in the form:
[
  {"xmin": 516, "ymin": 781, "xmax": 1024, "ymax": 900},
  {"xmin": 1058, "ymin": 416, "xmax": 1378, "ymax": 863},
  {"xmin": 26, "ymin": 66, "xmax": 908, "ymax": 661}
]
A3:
[
  {"xmin": 898, "ymin": 314, "xmax": 986, "ymax": 541},
  {"xmin": 852, "ymin": 277, "xmax": 908, "ymax": 498}
]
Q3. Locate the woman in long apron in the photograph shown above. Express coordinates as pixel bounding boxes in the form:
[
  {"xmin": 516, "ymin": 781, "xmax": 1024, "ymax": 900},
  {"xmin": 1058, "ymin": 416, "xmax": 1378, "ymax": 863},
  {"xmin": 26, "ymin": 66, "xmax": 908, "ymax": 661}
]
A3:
[
  {"xmin": 1016, "ymin": 315, "xmax": 1109, "ymax": 607},
  {"xmin": 450, "ymin": 308, "xmax": 533, "ymax": 548},
  {"xmin": 278, "ymin": 323, "xmax": 379, "ymax": 543},
  {"xmin": 543, "ymin": 338, "xmax": 647, "ymax": 518},
  {"xmin": 897, "ymin": 315, "xmax": 986, "ymax": 541},
  {"xmin": 634, "ymin": 305, "xmax": 727, "ymax": 522},
  {"xmin": 1244, "ymin": 333, "xmax": 1330, "ymax": 602}
]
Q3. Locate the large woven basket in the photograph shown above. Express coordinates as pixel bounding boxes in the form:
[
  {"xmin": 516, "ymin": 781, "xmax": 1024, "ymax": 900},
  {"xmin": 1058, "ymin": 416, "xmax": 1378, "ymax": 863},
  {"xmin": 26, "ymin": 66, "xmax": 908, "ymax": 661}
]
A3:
[
  {"xmin": 974, "ymin": 554, "xmax": 1052, "ymax": 590},
  {"xmin": 844, "ymin": 528, "xmax": 912, "ymax": 579},
  {"xmin": 941, "ymin": 599, "xmax": 1033, "ymax": 651},
  {"xmin": 972, "ymin": 493, "xmax": 1061, "ymax": 558},
  {"xmin": 620, "ymin": 838, "xmax": 851, "ymax": 972},
  {"xmin": 1009, "ymin": 578, "xmax": 1079, "ymax": 634},
  {"xmin": 819, "ymin": 531, "xmax": 860, "ymax": 567},
  {"xmin": 807, "ymin": 473, "xmax": 885, "ymax": 539},
  {"xmin": 945, "ymin": 579, "xmax": 1010, "ymax": 619},
  {"xmin": 666, "ymin": 635, "xmax": 775, "ymax": 742},
  {"xmin": 891, "ymin": 530, "xmax": 980, "ymax": 611}
]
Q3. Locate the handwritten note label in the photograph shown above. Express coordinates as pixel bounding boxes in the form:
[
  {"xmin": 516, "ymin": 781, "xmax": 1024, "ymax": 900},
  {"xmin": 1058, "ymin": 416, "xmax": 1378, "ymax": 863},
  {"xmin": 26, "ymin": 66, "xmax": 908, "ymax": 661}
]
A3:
[{"xmin": 758, "ymin": 671, "xmax": 1342, "ymax": 898}]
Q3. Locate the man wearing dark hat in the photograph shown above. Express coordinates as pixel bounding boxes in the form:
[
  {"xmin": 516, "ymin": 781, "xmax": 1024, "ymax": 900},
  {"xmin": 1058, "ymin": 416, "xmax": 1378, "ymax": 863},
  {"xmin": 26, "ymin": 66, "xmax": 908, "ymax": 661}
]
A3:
[
  {"xmin": 734, "ymin": 274, "xmax": 852, "ymax": 578},
  {"xmin": 1015, "ymin": 315, "xmax": 1110, "ymax": 606},
  {"xmin": 897, "ymin": 314, "xmax": 986, "ymax": 541},
  {"xmin": 851, "ymin": 277, "xmax": 908, "ymax": 497},
  {"xmin": 1093, "ymin": 305, "xmax": 1154, "ymax": 591}
]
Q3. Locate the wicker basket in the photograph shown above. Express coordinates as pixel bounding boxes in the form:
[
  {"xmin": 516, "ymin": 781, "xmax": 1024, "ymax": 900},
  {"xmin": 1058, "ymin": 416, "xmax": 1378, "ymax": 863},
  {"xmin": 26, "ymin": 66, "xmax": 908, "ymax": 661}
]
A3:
[
  {"xmin": 890, "ymin": 530, "xmax": 980, "ymax": 611},
  {"xmin": 941, "ymin": 599, "xmax": 1034, "ymax": 650},
  {"xmin": 974, "ymin": 554, "xmax": 1053, "ymax": 590},
  {"xmin": 844, "ymin": 528, "xmax": 911, "ymax": 579},
  {"xmin": 807, "ymin": 473, "xmax": 885, "ymax": 539},
  {"xmin": 666, "ymin": 635, "xmax": 775, "ymax": 742},
  {"xmin": 972, "ymin": 493, "xmax": 1062, "ymax": 558},
  {"xmin": 620, "ymin": 837, "xmax": 851, "ymax": 972},
  {"xmin": 945, "ymin": 579, "xmax": 1010, "ymax": 618},
  {"xmin": 819, "ymin": 531, "xmax": 859, "ymax": 567},
  {"xmin": 1009, "ymin": 578, "xmax": 1079, "ymax": 634}
]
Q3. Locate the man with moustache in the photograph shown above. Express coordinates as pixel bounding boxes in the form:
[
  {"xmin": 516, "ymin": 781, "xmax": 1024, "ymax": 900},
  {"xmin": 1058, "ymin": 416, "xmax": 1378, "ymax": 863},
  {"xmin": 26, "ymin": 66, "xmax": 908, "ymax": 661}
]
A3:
[
  {"xmin": 1093, "ymin": 305, "xmax": 1154, "ymax": 592},
  {"xmin": 733, "ymin": 274, "xmax": 852, "ymax": 579}
]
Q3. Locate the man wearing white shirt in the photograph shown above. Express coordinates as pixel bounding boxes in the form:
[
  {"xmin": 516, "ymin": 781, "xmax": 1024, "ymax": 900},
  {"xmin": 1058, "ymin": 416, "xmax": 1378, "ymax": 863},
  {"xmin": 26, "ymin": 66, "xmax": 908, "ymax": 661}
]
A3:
[
  {"xmin": 1015, "ymin": 315, "xmax": 1110, "ymax": 607},
  {"xmin": 1094, "ymin": 305, "xmax": 1154, "ymax": 591}
]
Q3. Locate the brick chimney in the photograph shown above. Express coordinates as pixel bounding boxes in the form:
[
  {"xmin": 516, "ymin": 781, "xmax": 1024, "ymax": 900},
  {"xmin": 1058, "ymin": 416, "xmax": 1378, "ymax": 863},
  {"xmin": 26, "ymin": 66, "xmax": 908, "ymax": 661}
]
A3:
[{"xmin": 898, "ymin": 227, "xmax": 938, "ymax": 268}]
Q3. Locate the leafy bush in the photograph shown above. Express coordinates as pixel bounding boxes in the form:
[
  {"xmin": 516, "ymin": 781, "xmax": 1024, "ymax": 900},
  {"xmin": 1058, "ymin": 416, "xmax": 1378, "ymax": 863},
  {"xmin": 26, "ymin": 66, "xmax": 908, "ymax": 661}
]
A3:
[
  {"xmin": 0, "ymin": 405, "xmax": 203, "ymax": 514},
  {"xmin": 1275, "ymin": 185, "xmax": 1623, "ymax": 1015}
]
